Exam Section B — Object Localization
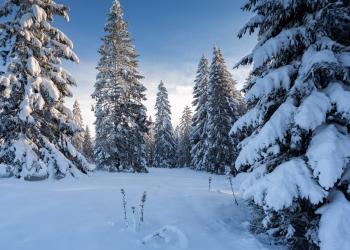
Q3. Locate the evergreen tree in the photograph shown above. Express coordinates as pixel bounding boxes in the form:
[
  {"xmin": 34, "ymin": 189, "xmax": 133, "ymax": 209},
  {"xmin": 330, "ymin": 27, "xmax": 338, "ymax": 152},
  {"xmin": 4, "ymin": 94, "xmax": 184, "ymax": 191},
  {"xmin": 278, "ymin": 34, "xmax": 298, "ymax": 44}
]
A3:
[
  {"xmin": 0, "ymin": 0, "xmax": 90, "ymax": 180},
  {"xmin": 204, "ymin": 48, "xmax": 243, "ymax": 175},
  {"xmin": 72, "ymin": 100, "xmax": 84, "ymax": 152},
  {"xmin": 174, "ymin": 127, "xmax": 181, "ymax": 168},
  {"xmin": 145, "ymin": 116, "xmax": 155, "ymax": 167},
  {"xmin": 82, "ymin": 126, "xmax": 94, "ymax": 163},
  {"xmin": 176, "ymin": 106, "xmax": 192, "ymax": 168},
  {"xmin": 92, "ymin": 0, "xmax": 148, "ymax": 173},
  {"xmin": 232, "ymin": 1, "xmax": 350, "ymax": 248},
  {"xmin": 190, "ymin": 56, "xmax": 209, "ymax": 170},
  {"xmin": 154, "ymin": 81, "xmax": 176, "ymax": 168}
]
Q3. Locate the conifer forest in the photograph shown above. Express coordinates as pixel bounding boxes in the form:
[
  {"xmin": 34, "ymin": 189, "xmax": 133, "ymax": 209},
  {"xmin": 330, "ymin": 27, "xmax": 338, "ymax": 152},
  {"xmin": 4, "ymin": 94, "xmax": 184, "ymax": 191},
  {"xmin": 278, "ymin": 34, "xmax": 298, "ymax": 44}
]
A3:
[{"xmin": 0, "ymin": 1, "xmax": 349, "ymax": 249}]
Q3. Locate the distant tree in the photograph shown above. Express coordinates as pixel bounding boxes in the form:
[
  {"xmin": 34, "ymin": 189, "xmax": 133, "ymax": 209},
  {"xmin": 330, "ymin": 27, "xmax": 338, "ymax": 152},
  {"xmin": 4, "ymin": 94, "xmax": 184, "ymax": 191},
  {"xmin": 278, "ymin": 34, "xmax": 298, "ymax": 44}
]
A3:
[
  {"xmin": 145, "ymin": 116, "xmax": 156, "ymax": 167},
  {"xmin": 0, "ymin": 0, "xmax": 90, "ymax": 179},
  {"xmin": 204, "ymin": 47, "xmax": 244, "ymax": 175},
  {"xmin": 232, "ymin": 0, "xmax": 350, "ymax": 248},
  {"xmin": 92, "ymin": 0, "xmax": 148, "ymax": 173},
  {"xmin": 176, "ymin": 106, "xmax": 192, "ymax": 168},
  {"xmin": 190, "ymin": 56, "xmax": 209, "ymax": 171},
  {"xmin": 72, "ymin": 100, "xmax": 84, "ymax": 152},
  {"xmin": 82, "ymin": 126, "xmax": 94, "ymax": 163},
  {"xmin": 154, "ymin": 81, "xmax": 176, "ymax": 168}
]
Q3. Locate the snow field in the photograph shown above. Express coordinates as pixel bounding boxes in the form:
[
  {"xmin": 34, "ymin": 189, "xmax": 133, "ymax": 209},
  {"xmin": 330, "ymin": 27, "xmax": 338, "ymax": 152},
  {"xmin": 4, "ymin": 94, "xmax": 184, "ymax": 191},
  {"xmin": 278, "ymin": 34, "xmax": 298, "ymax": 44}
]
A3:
[{"xmin": 0, "ymin": 169, "xmax": 278, "ymax": 250}]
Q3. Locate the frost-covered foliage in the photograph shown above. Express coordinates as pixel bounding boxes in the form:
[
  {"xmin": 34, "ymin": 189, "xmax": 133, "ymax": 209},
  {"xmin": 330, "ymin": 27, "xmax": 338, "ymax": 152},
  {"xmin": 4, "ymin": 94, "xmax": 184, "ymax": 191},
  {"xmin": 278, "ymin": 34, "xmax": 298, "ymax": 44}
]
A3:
[
  {"xmin": 205, "ymin": 48, "xmax": 245, "ymax": 175},
  {"xmin": 92, "ymin": 0, "xmax": 148, "ymax": 173},
  {"xmin": 190, "ymin": 56, "xmax": 209, "ymax": 171},
  {"xmin": 233, "ymin": 0, "xmax": 350, "ymax": 248},
  {"xmin": 154, "ymin": 81, "xmax": 176, "ymax": 168},
  {"xmin": 145, "ymin": 116, "xmax": 156, "ymax": 167},
  {"xmin": 175, "ymin": 106, "xmax": 192, "ymax": 168},
  {"xmin": 0, "ymin": 0, "xmax": 91, "ymax": 180},
  {"xmin": 72, "ymin": 100, "xmax": 84, "ymax": 152},
  {"xmin": 82, "ymin": 126, "xmax": 94, "ymax": 163}
]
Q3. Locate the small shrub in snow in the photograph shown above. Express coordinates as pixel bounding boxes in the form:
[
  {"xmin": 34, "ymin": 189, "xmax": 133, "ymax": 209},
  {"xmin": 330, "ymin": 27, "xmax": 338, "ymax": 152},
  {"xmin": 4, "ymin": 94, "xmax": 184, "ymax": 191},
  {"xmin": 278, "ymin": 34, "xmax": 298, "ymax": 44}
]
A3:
[
  {"xmin": 120, "ymin": 189, "xmax": 147, "ymax": 232},
  {"xmin": 139, "ymin": 191, "xmax": 147, "ymax": 228},
  {"xmin": 208, "ymin": 176, "xmax": 212, "ymax": 192},
  {"xmin": 228, "ymin": 176, "xmax": 239, "ymax": 206},
  {"xmin": 121, "ymin": 189, "xmax": 128, "ymax": 226}
]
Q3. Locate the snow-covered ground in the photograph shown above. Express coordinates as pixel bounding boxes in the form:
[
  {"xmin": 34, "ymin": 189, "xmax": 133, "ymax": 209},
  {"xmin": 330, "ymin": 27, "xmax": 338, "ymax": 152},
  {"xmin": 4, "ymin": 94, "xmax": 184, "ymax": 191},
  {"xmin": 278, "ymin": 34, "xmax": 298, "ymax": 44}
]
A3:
[{"xmin": 0, "ymin": 168, "xmax": 280, "ymax": 250}]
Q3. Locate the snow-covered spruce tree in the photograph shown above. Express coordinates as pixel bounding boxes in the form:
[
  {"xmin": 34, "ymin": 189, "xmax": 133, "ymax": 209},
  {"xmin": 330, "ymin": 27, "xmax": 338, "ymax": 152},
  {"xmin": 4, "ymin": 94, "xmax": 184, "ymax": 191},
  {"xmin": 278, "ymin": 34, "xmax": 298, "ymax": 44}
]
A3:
[
  {"xmin": 72, "ymin": 100, "xmax": 84, "ymax": 152},
  {"xmin": 190, "ymin": 56, "xmax": 209, "ymax": 171},
  {"xmin": 92, "ymin": 0, "xmax": 148, "ymax": 173},
  {"xmin": 145, "ymin": 116, "xmax": 155, "ymax": 167},
  {"xmin": 154, "ymin": 81, "xmax": 176, "ymax": 168},
  {"xmin": 232, "ymin": 1, "xmax": 350, "ymax": 249},
  {"xmin": 0, "ymin": 0, "xmax": 91, "ymax": 180},
  {"xmin": 82, "ymin": 126, "xmax": 94, "ymax": 163},
  {"xmin": 173, "ymin": 124, "xmax": 180, "ymax": 166},
  {"xmin": 204, "ymin": 48, "xmax": 244, "ymax": 175},
  {"xmin": 175, "ymin": 106, "xmax": 192, "ymax": 168}
]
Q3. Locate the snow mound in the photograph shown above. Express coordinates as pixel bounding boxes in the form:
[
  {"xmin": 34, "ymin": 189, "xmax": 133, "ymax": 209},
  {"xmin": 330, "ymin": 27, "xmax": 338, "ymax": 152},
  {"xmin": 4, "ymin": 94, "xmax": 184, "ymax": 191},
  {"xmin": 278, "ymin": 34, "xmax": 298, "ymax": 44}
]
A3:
[{"xmin": 142, "ymin": 225, "xmax": 189, "ymax": 249}]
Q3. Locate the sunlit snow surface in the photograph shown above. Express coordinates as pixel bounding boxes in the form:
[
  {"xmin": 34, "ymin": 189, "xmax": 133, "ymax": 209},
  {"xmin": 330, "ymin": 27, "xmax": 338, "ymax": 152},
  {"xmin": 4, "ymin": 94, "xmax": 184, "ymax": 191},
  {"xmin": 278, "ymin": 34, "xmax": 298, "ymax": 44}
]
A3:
[{"xmin": 0, "ymin": 169, "xmax": 281, "ymax": 250}]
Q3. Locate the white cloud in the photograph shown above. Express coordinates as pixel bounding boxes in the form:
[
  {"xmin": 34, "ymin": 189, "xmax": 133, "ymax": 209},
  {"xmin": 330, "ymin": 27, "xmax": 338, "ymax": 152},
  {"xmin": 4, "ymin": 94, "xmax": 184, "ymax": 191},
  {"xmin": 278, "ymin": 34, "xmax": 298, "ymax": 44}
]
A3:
[
  {"xmin": 141, "ymin": 60, "xmax": 251, "ymax": 127},
  {"xmin": 140, "ymin": 62, "xmax": 196, "ymax": 126},
  {"xmin": 232, "ymin": 64, "xmax": 252, "ymax": 90}
]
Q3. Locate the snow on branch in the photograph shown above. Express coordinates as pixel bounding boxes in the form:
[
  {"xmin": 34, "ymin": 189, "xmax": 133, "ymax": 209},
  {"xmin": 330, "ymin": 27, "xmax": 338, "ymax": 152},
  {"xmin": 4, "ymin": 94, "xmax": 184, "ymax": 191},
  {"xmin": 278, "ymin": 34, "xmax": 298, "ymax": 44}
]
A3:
[
  {"xmin": 307, "ymin": 125, "xmax": 350, "ymax": 190},
  {"xmin": 235, "ymin": 100, "xmax": 296, "ymax": 168},
  {"xmin": 317, "ymin": 191, "xmax": 350, "ymax": 250},
  {"xmin": 230, "ymin": 106, "xmax": 264, "ymax": 136},
  {"xmin": 294, "ymin": 91, "xmax": 331, "ymax": 130},
  {"xmin": 252, "ymin": 27, "xmax": 308, "ymax": 70},
  {"xmin": 240, "ymin": 158, "xmax": 327, "ymax": 210},
  {"xmin": 246, "ymin": 65, "xmax": 296, "ymax": 102},
  {"xmin": 325, "ymin": 82, "xmax": 350, "ymax": 122}
]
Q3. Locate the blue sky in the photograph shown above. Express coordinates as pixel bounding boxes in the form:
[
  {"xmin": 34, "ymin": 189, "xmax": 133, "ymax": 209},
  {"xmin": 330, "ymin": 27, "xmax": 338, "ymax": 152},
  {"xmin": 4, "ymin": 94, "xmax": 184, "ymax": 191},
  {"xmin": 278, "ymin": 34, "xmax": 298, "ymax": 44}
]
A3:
[{"xmin": 56, "ymin": 0, "xmax": 256, "ymax": 133}]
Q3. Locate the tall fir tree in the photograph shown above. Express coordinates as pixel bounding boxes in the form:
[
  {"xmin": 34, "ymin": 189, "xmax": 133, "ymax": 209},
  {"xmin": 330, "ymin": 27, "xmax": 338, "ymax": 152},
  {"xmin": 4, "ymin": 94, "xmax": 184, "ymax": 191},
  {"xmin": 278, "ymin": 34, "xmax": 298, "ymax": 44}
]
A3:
[
  {"xmin": 232, "ymin": 1, "xmax": 350, "ymax": 248},
  {"xmin": 82, "ymin": 126, "xmax": 94, "ymax": 163},
  {"xmin": 175, "ymin": 106, "xmax": 192, "ymax": 168},
  {"xmin": 190, "ymin": 56, "xmax": 209, "ymax": 170},
  {"xmin": 204, "ymin": 48, "xmax": 244, "ymax": 175},
  {"xmin": 145, "ymin": 116, "xmax": 155, "ymax": 167},
  {"xmin": 154, "ymin": 81, "xmax": 176, "ymax": 168},
  {"xmin": 72, "ymin": 100, "xmax": 84, "ymax": 152},
  {"xmin": 0, "ymin": 0, "xmax": 90, "ymax": 180},
  {"xmin": 92, "ymin": 0, "xmax": 148, "ymax": 173}
]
